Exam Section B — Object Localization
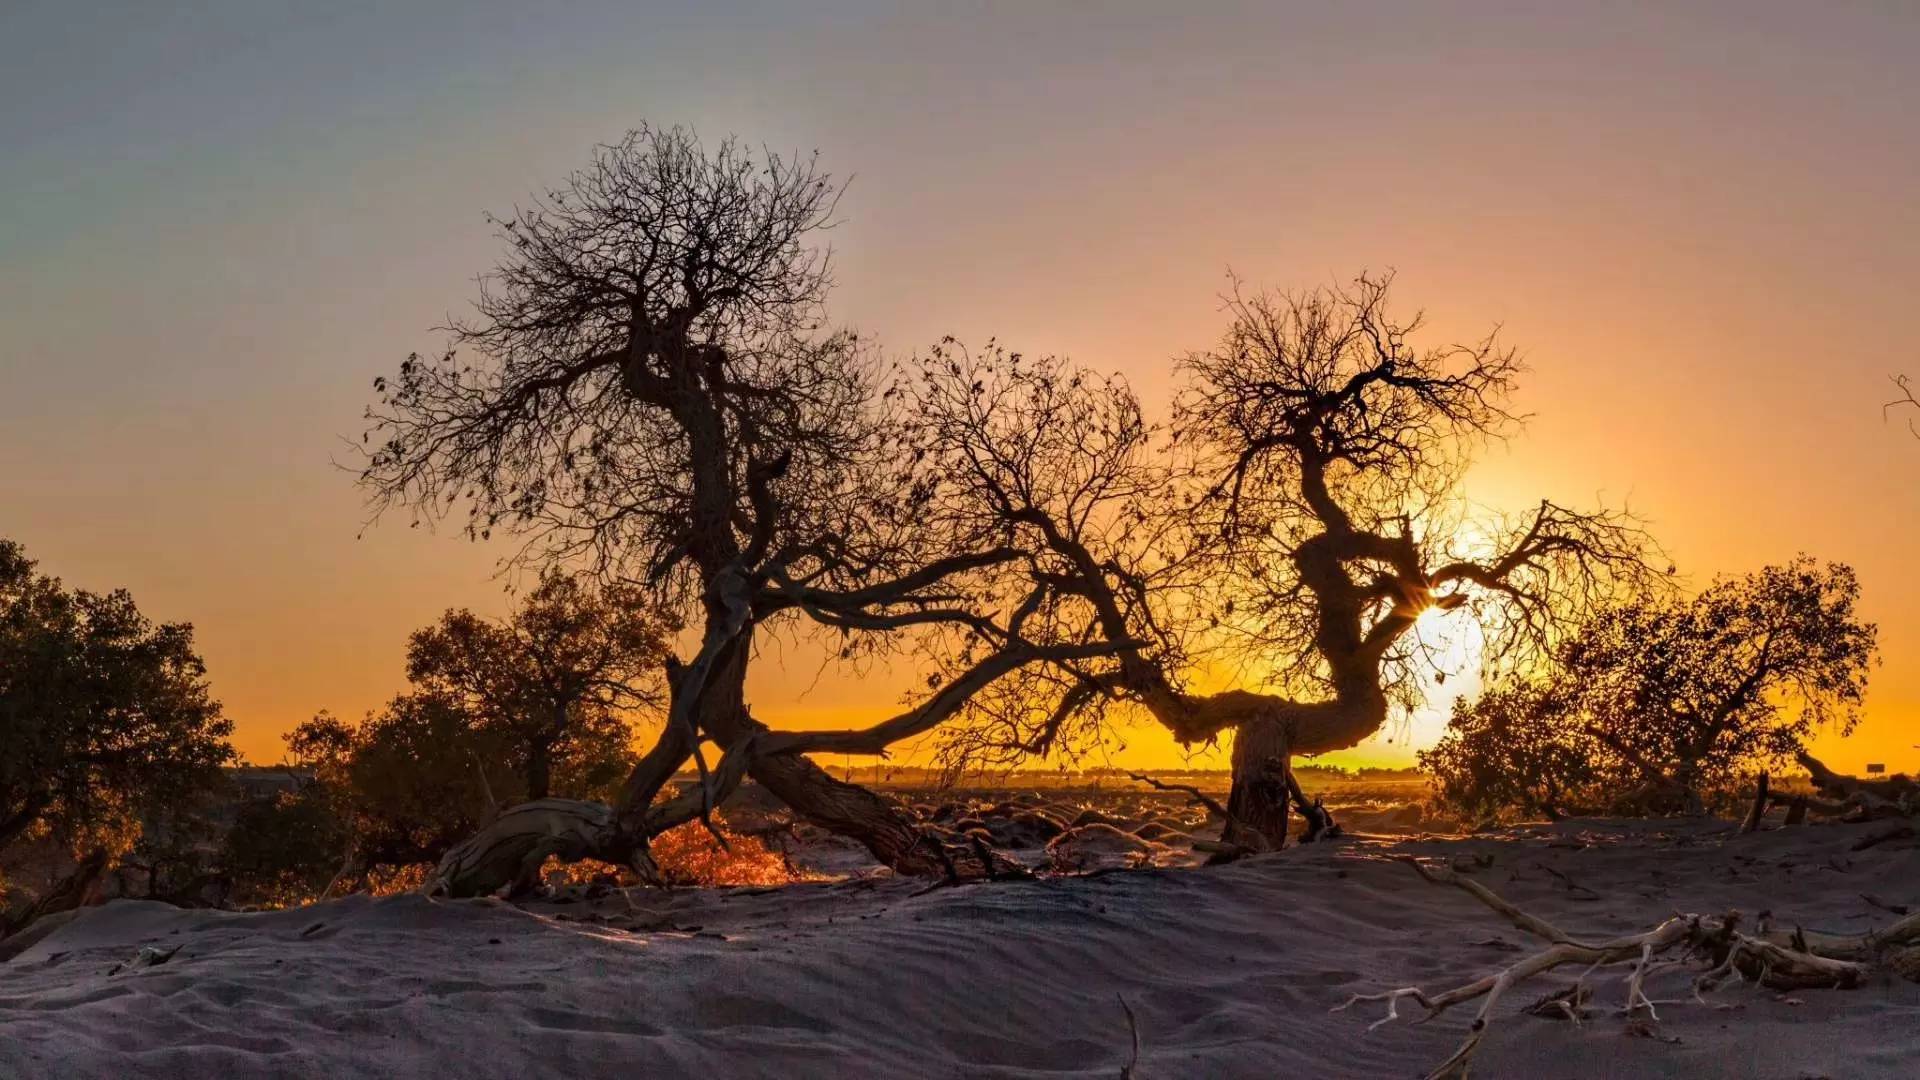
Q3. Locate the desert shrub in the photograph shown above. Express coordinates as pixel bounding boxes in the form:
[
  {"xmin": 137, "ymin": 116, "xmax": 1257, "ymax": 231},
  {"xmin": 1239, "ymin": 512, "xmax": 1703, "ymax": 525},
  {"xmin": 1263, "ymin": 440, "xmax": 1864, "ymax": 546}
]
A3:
[
  {"xmin": 528, "ymin": 819, "xmax": 801, "ymax": 891},
  {"xmin": 237, "ymin": 682, "xmax": 650, "ymax": 899},
  {"xmin": 364, "ymin": 863, "xmax": 433, "ymax": 895},
  {"xmin": 402, "ymin": 571, "xmax": 669, "ymax": 800},
  {"xmin": 1422, "ymin": 683, "xmax": 1599, "ymax": 821},
  {"xmin": 283, "ymin": 698, "xmax": 523, "ymax": 872},
  {"xmin": 1425, "ymin": 558, "xmax": 1875, "ymax": 819}
]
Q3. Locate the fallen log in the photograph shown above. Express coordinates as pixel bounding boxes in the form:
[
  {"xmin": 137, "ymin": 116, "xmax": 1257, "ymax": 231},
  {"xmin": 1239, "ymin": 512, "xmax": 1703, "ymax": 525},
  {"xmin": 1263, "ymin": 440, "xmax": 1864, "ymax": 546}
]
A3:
[{"xmin": 1797, "ymin": 752, "xmax": 1917, "ymax": 812}]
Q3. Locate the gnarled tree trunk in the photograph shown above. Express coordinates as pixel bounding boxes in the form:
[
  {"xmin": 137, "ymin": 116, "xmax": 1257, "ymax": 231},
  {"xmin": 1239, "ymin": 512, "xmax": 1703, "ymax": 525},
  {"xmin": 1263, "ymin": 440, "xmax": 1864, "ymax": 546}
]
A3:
[
  {"xmin": 1225, "ymin": 717, "xmax": 1292, "ymax": 849},
  {"xmin": 683, "ymin": 627, "xmax": 943, "ymax": 875},
  {"xmin": 1151, "ymin": 686, "xmax": 1386, "ymax": 852}
]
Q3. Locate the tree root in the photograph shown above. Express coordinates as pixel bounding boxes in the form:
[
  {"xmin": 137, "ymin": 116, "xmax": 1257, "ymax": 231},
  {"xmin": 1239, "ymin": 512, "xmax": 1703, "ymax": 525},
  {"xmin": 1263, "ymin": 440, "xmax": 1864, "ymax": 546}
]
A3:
[
  {"xmin": 427, "ymin": 729, "xmax": 1034, "ymax": 899},
  {"xmin": 906, "ymin": 830, "xmax": 1034, "ymax": 896},
  {"xmin": 424, "ymin": 799, "xmax": 627, "ymax": 899},
  {"xmin": 1286, "ymin": 770, "xmax": 1341, "ymax": 843},
  {"xmin": 1330, "ymin": 856, "xmax": 1904, "ymax": 1079},
  {"xmin": 425, "ymin": 731, "xmax": 765, "ymax": 898}
]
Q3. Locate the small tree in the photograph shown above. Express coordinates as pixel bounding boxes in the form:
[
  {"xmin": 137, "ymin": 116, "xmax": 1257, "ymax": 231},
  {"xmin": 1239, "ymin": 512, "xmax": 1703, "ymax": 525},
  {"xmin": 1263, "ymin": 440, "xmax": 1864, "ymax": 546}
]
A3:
[
  {"xmin": 405, "ymin": 571, "xmax": 672, "ymax": 799},
  {"xmin": 284, "ymin": 699, "xmax": 524, "ymax": 872},
  {"xmin": 218, "ymin": 703, "xmax": 524, "ymax": 905},
  {"xmin": 1426, "ymin": 558, "xmax": 1877, "ymax": 817},
  {"xmin": 1573, "ymin": 558, "xmax": 1875, "ymax": 810},
  {"xmin": 220, "ymin": 780, "xmax": 352, "ymax": 908},
  {"xmin": 0, "ymin": 539, "xmax": 234, "ymax": 857}
]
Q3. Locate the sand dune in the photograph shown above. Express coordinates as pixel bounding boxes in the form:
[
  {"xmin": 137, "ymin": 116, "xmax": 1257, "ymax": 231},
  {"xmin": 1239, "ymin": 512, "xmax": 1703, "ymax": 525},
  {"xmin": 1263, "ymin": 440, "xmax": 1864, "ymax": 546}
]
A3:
[{"xmin": 3, "ymin": 818, "xmax": 1915, "ymax": 1079}]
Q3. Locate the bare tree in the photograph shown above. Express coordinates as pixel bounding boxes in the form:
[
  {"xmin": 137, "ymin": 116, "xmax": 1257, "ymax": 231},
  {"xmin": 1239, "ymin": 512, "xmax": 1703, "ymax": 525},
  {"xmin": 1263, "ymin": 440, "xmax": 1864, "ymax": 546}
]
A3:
[
  {"xmin": 903, "ymin": 277, "xmax": 1659, "ymax": 847},
  {"xmin": 360, "ymin": 127, "xmax": 1117, "ymax": 892}
]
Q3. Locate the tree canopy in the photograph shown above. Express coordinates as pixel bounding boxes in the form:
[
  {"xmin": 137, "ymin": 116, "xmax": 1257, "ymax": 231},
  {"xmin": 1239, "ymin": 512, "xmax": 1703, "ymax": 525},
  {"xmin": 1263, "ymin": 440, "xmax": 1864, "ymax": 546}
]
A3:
[
  {"xmin": 405, "ymin": 570, "xmax": 674, "ymax": 799},
  {"xmin": 0, "ymin": 539, "xmax": 234, "ymax": 857},
  {"xmin": 360, "ymin": 126, "xmax": 1123, "ymax": 883},
  {"xmin": 1424, "ymin": 557, "xmax": 1878, "ymax": 818},
  {"xmin": 896, "ymin": 277, "xmax": 1659, "ymax": 844}
]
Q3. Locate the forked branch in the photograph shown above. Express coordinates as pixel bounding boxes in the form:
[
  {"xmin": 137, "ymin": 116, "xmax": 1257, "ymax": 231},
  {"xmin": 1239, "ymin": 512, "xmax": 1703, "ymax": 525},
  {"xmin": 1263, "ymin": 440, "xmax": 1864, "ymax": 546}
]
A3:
[{"xmin": 1332, "ymin": 857, "xmax": 1876, "ymax": 1079}]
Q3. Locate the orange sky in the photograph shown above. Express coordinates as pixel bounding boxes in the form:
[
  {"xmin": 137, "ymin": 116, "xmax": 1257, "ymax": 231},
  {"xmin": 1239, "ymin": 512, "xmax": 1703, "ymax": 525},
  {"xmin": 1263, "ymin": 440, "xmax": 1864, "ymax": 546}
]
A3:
[{"xmin": 4, "ymin": 3, "xmax": 1917, "ymax": 775}]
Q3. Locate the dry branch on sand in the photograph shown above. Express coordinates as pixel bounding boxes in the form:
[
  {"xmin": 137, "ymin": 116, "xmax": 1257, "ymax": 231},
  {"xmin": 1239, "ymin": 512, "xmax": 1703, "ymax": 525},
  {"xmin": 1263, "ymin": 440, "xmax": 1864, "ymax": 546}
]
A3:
[
  {"xmin": 1738, "ymin": 754, "xmax": 1920, "ymax": 837},
  {"xmin": 1794, "ymin": 752, "xmax": 1919, "ymax": 815},
  {"xmin": 1333, "ymin": 855, "xmax": 1920, "ymax": 1079}
]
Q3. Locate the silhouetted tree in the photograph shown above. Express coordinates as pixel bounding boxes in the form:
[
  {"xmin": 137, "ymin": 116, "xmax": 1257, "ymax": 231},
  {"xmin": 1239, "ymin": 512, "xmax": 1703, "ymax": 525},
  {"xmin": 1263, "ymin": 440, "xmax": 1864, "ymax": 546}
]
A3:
[
  {"xmin": 0, "ymin": 539, "xmax": 233, "ymax": 858},
  {"xmin": 116, "ymin": 782, "xmax": 236, "ymax": 905},
  {"xmin": 1426, "ymin": 558, "xmax": 1877, "ymax": 817},
  {"xmin": 1565, "ymin": 558, "xmax": 1875, "ymax": 810},
  {"xmin": 406, "ymin": 571, "xmax": 673, "ymax": 799},
  {"xmin": 359, "ymin": 127, "xmax": 1115, "ymax": 889},
  {"xmin": 902, "ymin": 278, "xmax": 1657, "ymax": 846},
  {"xmin": 284, "ymin": 698, "xmax": 522, "ymax": 872}
]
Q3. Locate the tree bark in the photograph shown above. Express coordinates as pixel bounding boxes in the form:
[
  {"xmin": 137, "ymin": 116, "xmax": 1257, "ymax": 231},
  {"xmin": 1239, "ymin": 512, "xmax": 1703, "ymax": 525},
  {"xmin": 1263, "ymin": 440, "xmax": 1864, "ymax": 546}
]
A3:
[
  {"xmin": 744, "ymin": 753, "xmax": 946, "ymax": 873},
  {"xmin": 1740, "ymin": 772, "xmax": 1770, "ymax": 833},
  {"xmin": 3, "ymin": 847, "xmax": 108, "ymax": 937},
  {"xmin": 1225, "ymin": 717, "xmax": 1291, "ymax": 849}
]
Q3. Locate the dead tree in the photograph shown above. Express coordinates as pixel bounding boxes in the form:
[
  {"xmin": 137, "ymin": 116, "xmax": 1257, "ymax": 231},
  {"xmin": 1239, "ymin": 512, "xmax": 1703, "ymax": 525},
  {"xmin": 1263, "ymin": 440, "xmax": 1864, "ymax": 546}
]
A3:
[
  {"xmin": 363, "ymin": 127, "xmax": 1123, "ymax": 886},
  {"xmin": 1792, "ymin": 751, "xmax": 1918, "ymax": 819},
  {"xmin": 903, "ymin": 279, "xmax": 1656, "ymax": 845}
]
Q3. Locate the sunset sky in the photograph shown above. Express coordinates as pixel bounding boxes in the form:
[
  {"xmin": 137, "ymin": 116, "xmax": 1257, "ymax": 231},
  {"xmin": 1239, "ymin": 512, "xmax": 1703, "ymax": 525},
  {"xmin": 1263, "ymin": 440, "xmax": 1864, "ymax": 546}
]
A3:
[{"xmin": 4, "ymin": 2, "xmax": 1917, "ymax": 775}]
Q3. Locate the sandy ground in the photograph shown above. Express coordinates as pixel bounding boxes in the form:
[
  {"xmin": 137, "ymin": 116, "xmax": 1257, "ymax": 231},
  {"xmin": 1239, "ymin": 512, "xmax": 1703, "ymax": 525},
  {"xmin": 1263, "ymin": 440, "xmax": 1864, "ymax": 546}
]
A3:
[{"xmin": 2, "ymin": 817, "xmax": 1915, "ymax": 1079}]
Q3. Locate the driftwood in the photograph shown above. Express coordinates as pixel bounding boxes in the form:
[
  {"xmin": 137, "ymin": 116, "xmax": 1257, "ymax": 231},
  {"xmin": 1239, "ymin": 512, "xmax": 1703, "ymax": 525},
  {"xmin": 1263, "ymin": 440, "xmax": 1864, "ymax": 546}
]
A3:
[
  {"xmin": 1117, "ymin": 994, "xmax": 1142, "ymax": 1078},
  {"xmin": 1333, "ymin": 856, "xmax": 1916, "ymax": 1079},
  {"xmin": 425, "ymin": 799, "xmax": 623, "ymax": 899},
  {"xmin": 1793, "ymin": 752, "xmax": 1918, "ymax": 819},
  {"xmin": 1747, "ymin": 756, "xmax": 1918, "ymax": 830}
]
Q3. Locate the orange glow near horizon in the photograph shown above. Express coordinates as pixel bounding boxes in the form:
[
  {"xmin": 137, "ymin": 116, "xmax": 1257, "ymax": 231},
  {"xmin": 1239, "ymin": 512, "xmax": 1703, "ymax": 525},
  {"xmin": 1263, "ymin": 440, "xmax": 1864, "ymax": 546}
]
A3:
[{"xmin": 4, "ymin": 4, "xmax": 1917, "ymax": 780}]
